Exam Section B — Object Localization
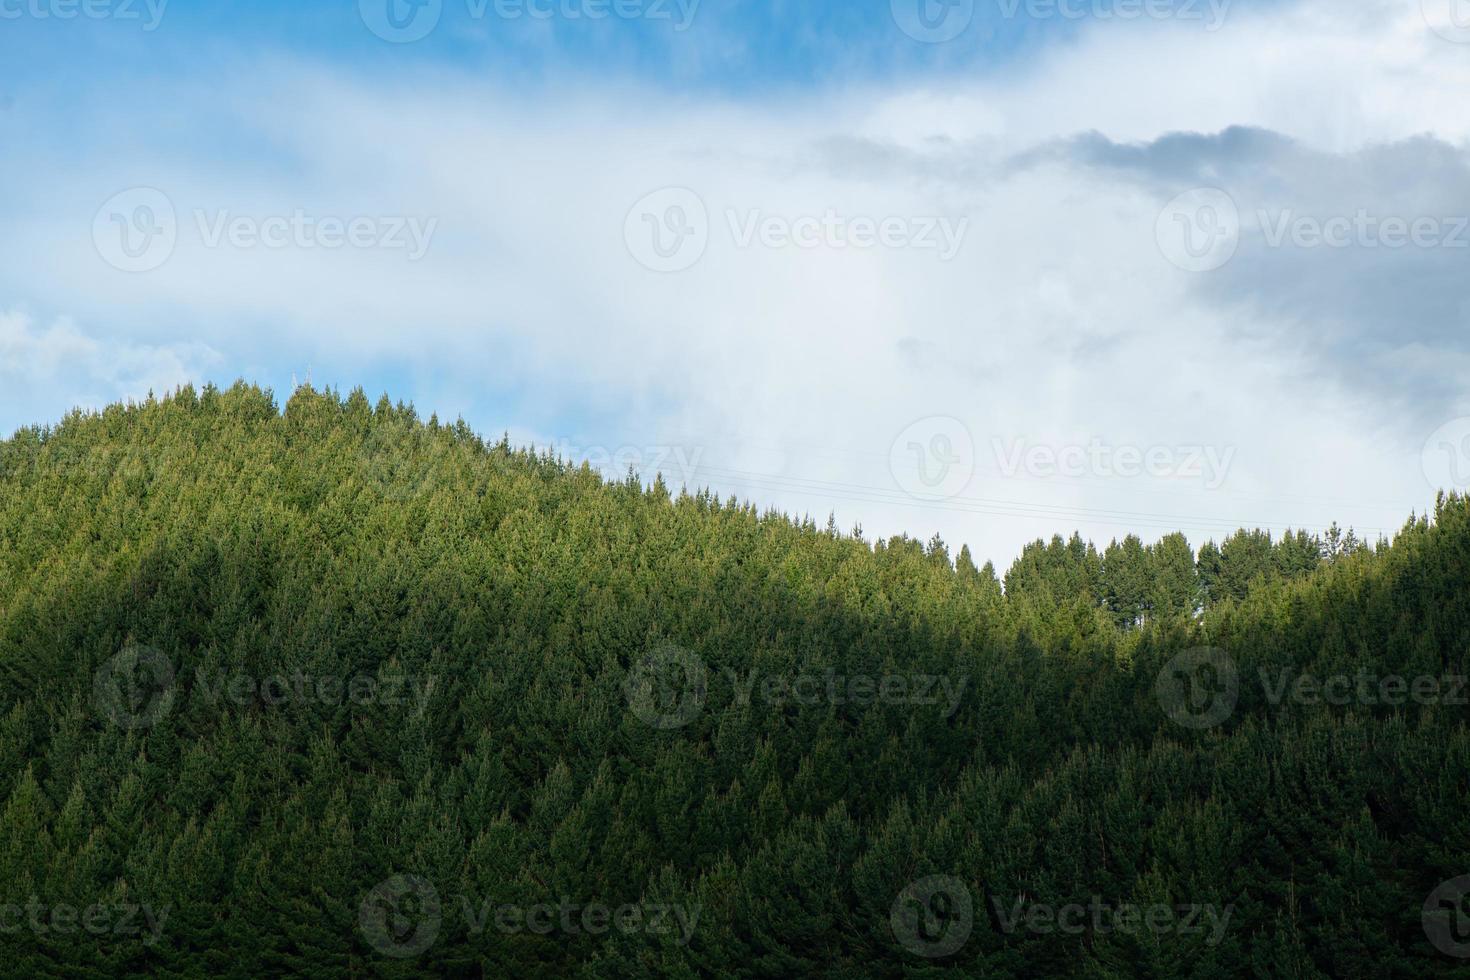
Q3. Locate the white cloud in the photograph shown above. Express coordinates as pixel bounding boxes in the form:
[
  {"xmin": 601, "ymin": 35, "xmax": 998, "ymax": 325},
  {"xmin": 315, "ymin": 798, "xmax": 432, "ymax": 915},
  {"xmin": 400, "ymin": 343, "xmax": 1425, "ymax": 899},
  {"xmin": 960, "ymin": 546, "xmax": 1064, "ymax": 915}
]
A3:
[
  {"xmin": 1, "ymin": 0, "xmax": 1465, "ymax": 564},
  {"xmin": 0, "ymin": 311, "xmax": 220, "ymax": 432},
  {"xmin": 880, "ymin": 0, "xmax": 1470, "ymax": 151}
]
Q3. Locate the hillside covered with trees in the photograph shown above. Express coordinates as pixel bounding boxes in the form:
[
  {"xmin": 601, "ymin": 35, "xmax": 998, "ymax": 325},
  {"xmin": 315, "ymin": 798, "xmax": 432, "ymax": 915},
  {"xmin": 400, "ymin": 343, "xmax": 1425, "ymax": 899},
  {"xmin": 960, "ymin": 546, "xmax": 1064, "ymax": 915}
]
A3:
[{"xmin": 0, "ymin": 383, "xmax": 1466, "ymax": 977}]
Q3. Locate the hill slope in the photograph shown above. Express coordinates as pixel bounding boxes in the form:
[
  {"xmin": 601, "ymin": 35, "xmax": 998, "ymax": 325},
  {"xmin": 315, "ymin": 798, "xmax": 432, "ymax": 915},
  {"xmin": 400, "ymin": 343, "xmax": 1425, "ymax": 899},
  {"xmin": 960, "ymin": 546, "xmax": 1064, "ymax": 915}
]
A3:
[{"xmin": 0, "ymin": 383, "xmax": 1467, "ymax": 977}]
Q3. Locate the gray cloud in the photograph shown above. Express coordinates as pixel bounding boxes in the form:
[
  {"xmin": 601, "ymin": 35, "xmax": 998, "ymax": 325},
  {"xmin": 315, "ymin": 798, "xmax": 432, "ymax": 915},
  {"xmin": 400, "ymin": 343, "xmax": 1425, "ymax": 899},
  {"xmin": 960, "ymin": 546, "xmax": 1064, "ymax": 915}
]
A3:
[{"xmin": 1010, "ymin": 127, "xmax": 1470, "ymax": 427}]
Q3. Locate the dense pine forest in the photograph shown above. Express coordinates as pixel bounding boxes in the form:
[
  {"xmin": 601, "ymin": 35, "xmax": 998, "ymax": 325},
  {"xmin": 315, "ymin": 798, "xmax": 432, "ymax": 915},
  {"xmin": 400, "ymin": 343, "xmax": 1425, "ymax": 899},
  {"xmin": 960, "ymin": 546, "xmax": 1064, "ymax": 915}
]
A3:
[{"xmin": 0, "ymin": 382, "xmax": 1467, "ymax": 978}]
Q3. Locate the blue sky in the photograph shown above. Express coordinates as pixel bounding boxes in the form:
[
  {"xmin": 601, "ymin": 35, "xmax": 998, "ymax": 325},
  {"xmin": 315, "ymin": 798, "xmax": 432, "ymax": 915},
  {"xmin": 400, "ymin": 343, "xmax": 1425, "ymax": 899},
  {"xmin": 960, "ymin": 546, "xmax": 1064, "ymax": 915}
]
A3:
[
  {"xmin": 4, "ymin": 0, "xmax": 1470, "ymax": 564},
  {"xmin": 0, "ymin": 0, "xmax": 1237, "ymax": 87}
]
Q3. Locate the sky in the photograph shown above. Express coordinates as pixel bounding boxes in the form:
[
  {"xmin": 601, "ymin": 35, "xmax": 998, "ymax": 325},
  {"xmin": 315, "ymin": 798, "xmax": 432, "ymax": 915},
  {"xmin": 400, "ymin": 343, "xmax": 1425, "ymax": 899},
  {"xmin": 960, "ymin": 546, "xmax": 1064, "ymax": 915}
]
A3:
[{"xmin": 3, "ymin": 0, "xmax": 1470, "ymax": 568}]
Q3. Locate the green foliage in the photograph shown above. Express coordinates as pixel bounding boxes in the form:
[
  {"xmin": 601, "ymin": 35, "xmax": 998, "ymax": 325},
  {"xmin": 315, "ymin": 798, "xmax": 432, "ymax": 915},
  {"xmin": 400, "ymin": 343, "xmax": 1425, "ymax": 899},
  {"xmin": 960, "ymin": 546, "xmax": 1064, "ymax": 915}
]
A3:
[{"xmin": 0, "ymin": 384, "xmax": 1465, "ymax": 977}]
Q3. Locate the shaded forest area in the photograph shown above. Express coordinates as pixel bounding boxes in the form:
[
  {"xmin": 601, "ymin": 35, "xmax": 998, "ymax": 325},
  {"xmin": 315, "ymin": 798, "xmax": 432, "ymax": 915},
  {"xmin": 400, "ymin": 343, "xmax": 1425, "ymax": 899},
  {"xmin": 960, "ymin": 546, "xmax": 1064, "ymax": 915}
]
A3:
[{"xmin": 0, "ymin": 383, "xmax": 1466, "ymax": 977}]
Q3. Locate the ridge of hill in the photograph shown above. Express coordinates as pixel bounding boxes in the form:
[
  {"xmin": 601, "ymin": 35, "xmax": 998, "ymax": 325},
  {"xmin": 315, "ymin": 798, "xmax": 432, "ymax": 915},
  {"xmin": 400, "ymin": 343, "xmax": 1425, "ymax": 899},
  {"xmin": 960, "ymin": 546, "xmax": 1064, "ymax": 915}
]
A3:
[{"xmin": 0, "ymin": 383, "xmax": 1466, "ymax": 977}]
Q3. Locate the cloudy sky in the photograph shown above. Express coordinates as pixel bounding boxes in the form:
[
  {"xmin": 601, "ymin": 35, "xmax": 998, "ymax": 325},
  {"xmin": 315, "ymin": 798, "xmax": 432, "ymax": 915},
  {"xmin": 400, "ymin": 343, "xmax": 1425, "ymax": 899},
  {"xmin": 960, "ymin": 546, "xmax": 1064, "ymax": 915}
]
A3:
[{"xmin": 3, "ymin": 0, "xmax": 1469, "ymax": 566}]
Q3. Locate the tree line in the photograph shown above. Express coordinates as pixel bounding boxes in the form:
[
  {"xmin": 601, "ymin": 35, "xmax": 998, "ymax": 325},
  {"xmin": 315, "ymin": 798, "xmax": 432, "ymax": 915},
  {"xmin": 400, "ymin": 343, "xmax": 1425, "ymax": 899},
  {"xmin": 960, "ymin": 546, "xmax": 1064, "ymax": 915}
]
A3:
[{"xmin": 0, "ymin": 383, "xmax": 1464, "ymax": 977}]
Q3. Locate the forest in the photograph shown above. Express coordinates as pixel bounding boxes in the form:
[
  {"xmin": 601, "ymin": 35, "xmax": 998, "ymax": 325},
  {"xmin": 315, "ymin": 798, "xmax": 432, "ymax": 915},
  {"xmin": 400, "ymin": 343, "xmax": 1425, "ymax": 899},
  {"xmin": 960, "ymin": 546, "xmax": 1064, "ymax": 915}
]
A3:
[{"xmin": 0, "ymin": 382, "xmax": 1465, "ymax": 977}]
